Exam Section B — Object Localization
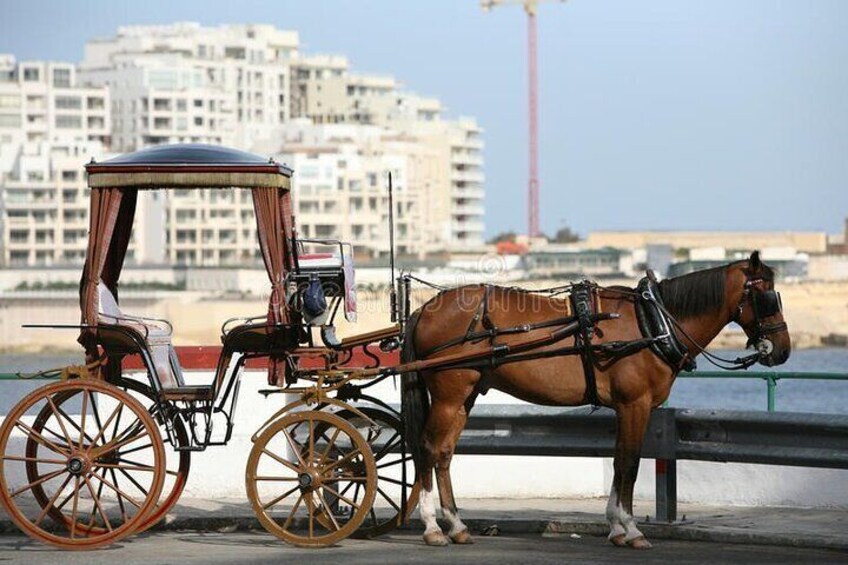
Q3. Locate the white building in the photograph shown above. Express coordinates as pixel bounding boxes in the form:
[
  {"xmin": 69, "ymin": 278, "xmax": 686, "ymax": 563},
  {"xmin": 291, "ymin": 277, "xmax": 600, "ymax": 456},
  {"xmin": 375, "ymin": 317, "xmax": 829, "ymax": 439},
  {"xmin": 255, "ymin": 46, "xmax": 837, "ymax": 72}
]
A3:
[
  {"xmin": 80, "ymin": 23, "xmax": 298, "ymax": 151},
  {"xmin": 0, "ymin": 55, "xmax": 111, "ymax": 266},
  {"xmin": 0, "ymin": 22, "xmax": 486, "ymax": 265}
]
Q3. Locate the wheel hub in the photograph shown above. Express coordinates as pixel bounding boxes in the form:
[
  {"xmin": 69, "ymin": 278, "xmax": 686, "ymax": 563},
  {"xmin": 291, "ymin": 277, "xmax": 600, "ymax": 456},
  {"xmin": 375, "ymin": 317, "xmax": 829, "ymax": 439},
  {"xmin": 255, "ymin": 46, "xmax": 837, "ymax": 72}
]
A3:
[
  {"xmin": 66, "ymin": 455, "xmax": 89, "ymax": 476},
  {"xmin": 298, "ymin": 468, "xmax": 321, "ymax": 490}
]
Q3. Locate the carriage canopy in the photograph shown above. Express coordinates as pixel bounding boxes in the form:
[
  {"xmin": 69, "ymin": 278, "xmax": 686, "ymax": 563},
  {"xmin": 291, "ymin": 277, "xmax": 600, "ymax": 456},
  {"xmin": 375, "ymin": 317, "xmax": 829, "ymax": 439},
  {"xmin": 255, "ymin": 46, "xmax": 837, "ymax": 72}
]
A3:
[{"xmin": 81, "ymin": 143, "xmax": 296, "ymax": 383}]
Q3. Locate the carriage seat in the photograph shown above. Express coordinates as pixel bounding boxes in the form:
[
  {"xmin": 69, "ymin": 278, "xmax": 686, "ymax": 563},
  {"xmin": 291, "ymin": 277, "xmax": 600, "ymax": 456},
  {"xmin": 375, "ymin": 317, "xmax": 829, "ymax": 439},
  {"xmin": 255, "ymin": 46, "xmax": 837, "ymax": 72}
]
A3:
[{"xmin": 97, "ymin": 283, "xmax": 213, "ymax": 401}]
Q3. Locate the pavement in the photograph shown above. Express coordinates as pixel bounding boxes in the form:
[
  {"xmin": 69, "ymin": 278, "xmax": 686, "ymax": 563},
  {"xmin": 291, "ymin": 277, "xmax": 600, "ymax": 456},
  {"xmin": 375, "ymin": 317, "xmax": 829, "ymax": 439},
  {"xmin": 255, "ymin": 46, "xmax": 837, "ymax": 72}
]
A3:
[{"xmin": 4, "ymin": 496, "xmax": 842, "ymax": 552}]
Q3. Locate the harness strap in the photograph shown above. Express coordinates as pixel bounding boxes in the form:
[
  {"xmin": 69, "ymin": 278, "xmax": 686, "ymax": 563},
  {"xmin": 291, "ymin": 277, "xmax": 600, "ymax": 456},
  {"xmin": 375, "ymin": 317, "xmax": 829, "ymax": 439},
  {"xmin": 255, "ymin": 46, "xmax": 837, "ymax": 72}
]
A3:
[{"xmin": 570, "ymin": 283, "xmax": 601, "ymax": 406}]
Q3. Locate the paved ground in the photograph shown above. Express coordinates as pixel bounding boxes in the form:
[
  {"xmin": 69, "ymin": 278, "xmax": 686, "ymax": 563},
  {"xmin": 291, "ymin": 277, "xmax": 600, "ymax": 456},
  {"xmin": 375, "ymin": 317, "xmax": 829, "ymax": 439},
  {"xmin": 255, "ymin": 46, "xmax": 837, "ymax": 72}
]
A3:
[
  {"xmin": 2, "ymin": 497, "xmax": 847, "ymax": 563},
  {"xmin": 0, "ymin": 531, "xmax": 846, "ymax": 565}
]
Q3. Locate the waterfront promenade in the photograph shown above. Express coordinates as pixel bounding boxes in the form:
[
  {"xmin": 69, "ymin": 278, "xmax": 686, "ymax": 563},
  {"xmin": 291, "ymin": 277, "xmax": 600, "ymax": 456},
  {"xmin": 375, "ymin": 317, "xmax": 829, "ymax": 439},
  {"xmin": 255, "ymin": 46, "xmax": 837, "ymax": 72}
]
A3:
[{"xmin": 0, "ymin": 497, "xmax": 846, "ymax": 563}]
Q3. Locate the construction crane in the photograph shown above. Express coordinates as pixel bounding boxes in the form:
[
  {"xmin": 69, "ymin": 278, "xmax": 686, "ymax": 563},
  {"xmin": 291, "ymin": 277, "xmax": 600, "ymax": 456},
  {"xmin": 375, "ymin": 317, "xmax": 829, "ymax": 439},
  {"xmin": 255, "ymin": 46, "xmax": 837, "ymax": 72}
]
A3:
[{"xmin": 481, "ymin": 0, "xmax": 566, "ymax": 239}]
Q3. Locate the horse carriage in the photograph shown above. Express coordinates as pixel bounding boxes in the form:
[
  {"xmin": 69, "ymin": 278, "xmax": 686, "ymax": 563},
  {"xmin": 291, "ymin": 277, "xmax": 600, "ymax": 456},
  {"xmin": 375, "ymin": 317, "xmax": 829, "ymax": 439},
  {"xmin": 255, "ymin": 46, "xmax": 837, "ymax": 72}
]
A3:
[{"xmin": 0, "ymin": 143, "xmax": 792, "ymax": 551}]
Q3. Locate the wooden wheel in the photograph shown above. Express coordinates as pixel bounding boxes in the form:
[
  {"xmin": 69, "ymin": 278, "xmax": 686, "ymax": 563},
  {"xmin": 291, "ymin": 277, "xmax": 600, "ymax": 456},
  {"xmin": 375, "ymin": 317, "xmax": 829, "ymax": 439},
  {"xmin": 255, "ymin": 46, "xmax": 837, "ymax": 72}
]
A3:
[
  {"xmin": 326, "ymin": 407, "xmax": 420, "ymax": 538},
  {"xmin": 116, "ymin": 378, "xmax": 191, "ymax": 532},
  {"xmin": 26, "ymin": 378, "xmax": 190, "ymax": 535},
  {"xmin": 0, "ymin": 380, "xmax": 165, "ymax": 549},
  {"xmin": 246, "ymin": 410, "xmax": 377, "ymax": 547}
]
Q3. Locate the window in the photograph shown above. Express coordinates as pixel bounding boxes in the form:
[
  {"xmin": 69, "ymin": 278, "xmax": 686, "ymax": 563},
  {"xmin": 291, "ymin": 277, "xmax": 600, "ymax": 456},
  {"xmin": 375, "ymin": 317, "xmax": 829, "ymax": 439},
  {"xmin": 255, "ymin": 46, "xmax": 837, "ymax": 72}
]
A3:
[
  {"xmin": 86, "ymin": 96, "xmax": 105, "ymax": 110},
  {"xmin": 52, "ymin": 68, "xmax": 71, "ymax": 87},
  {"xmin": 194, "ymin": 117, "xmax": 203, "ymax": 126},
  {"xmin": 0, "ymin": 94, "xmax": 20, "ymax": 108},
  {"xmin": 23, "ymin": 67, "xmax": 40, "ymax": 82},
  {"xmin": 55, "ymin": 96, "xmax": 82, "ymax": 110},
  {"xmin": 55, "ymin": 115, "xmax": 81, "ymax": 128},
  {"xmin": 0, "ymin": 115, "xmax": 21, "ymax": 127},
  {"xmin": 62, "ymin": 171, "xmax": 77, "ymax": 182},
  {"xmin": 193, "ymin": 99, "xmax": 203, "ymax": 108},
  {"xmin": 176, "ymin": 99, "xmax": 187, "ymax": 111}
]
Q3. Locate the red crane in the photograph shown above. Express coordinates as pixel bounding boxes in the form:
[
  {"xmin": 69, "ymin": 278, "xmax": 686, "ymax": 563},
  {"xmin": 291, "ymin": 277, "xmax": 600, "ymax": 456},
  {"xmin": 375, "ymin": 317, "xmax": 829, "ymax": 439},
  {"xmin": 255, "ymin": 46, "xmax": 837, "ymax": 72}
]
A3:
[{"xmin": 481, "ymin": 0, "xmax": 566, "ymax": 239}]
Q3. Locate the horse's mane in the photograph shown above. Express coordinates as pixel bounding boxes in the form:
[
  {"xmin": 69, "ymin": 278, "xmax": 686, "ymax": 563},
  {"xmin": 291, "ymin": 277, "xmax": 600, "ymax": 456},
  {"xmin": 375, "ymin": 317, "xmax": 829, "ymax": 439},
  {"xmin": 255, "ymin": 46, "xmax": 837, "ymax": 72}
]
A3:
[
  {"xmin": 657, "ymin": 265, "xmax": 727, "ymax": 320},
  {"xmin": 656, "ymin": 260, "xmax": 775, "ymax": 320}
]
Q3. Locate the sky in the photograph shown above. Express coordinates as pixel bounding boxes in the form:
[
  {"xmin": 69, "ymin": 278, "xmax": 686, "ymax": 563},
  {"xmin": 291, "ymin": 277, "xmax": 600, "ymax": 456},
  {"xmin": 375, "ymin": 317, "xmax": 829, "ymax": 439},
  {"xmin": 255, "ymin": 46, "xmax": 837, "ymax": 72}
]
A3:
[{"xmin": 1, "ymin": 0, "xmax": 846, "ymax": 239}]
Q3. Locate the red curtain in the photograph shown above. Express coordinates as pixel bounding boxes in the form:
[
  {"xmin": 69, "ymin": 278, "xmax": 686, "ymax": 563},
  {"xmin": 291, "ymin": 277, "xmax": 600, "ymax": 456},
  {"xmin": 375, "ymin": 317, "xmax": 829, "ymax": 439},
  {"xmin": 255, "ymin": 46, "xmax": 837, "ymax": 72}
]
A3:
[
  {"xmin": 78, "ymin": 187, "xmax": 134, "ymax": 378},
  {"xmin": 252, "ymin": 187, "xmax": 292, "ymax": 385}
]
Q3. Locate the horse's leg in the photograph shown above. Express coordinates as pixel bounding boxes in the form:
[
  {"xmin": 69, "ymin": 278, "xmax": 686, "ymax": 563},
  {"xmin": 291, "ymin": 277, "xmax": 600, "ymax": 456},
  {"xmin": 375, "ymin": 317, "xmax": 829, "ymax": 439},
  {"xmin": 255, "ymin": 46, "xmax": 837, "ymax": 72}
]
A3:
[
  {"xmin": 607, "ymin": 399, "xmax": 653, "ymax": 549},
  {"xmin": 418, "ymin": 370, "xmax": 477, "ymax": 546},
  {"xmin": 436, "ymin": 392, "xmax": 477, "ymax": 544}
]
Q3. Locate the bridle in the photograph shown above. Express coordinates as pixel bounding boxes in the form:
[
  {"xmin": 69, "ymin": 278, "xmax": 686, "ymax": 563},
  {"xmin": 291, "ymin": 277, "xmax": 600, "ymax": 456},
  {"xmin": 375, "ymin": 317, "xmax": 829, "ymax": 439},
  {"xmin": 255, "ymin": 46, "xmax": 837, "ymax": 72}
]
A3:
[
  {"xmin": 731, "ymin": 274, "xmax": 788, "ymax": 357},
  {"xmin": 646, "ymin": 269, "xmax": 788, "ymax": 371}
]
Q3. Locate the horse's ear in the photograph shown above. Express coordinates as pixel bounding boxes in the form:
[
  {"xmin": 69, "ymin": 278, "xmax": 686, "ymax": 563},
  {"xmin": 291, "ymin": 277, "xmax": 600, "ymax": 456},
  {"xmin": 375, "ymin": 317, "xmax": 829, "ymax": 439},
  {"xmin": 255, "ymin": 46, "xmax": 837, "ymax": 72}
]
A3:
[{"xmin": 748, "ymin": 250, "xmax": 762, "ymax": 272}]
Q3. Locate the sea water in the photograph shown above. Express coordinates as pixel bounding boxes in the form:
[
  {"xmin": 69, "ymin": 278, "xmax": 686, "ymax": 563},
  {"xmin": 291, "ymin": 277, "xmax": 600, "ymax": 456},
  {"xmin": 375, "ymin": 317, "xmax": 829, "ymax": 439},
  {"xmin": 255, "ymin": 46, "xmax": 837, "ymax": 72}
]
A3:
[{"xmin": 1, "ymin": 349, "xmax": 846, "ymax": 415}]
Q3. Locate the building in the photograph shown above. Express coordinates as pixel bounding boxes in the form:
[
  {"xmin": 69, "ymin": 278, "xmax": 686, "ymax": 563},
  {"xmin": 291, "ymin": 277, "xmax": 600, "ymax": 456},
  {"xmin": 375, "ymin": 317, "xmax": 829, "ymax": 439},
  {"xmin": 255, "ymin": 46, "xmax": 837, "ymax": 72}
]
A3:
[
  {"xmin": 584, "ymin": 230, "xmax": 828, "ymax": 255},
  {"xmin": 0, "ymin": 55, "xmax": 112, "ymax": 266},
  {"xmin": 0, "ymin": 22, "xmax": 486, "ymax": 265},
  {"xmin": 523, "ymin": 244, "xmax": 634, "ymax": 278},
  {"xmin": 80, "ymin": 22, "xmax": 299, "ymax": 151}
]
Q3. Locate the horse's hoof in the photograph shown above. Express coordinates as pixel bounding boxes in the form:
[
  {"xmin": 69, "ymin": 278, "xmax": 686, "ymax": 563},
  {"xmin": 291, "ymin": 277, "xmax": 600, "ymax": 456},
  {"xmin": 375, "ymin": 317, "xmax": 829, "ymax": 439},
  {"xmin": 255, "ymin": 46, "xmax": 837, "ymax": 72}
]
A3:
[
  {"xmin": 608, "ymin": 534, "xmax": 627, "ymax": 547},
  {"xmin": 627, "ymin": 536, "xmax": 653, "ymax": 550},
  {"xmin": 424, "ymin": 530, "xmax": 450, "ymax": 546},
  {"xmin": 450, "ymin": 529, "xmax": 473, "ymax": 544}
]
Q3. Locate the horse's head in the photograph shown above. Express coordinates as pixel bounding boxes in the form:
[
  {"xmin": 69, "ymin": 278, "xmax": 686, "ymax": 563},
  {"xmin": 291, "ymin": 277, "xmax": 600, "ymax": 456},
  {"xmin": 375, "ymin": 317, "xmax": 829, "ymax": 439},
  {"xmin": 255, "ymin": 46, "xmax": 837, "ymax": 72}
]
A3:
[{"xmin": 730, "ymin": 251, "xmax": 791, "ymax": 367}]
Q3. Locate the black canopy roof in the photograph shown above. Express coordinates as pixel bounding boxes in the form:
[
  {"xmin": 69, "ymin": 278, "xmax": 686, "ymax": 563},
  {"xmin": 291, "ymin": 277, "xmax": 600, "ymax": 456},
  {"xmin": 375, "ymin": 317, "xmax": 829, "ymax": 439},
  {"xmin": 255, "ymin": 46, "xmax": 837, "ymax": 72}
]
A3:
[{"xmin": 85, "ymin": 143, "xmax": 292, "ymax": 189}]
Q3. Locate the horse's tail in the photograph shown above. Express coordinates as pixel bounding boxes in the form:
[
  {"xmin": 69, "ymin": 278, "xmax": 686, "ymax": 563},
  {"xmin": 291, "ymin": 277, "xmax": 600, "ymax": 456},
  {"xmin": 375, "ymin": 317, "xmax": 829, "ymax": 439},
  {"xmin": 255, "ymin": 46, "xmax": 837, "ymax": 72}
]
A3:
[{"xmin": 401, "ymin": 309, "xmax": 429, "ymax": 474}]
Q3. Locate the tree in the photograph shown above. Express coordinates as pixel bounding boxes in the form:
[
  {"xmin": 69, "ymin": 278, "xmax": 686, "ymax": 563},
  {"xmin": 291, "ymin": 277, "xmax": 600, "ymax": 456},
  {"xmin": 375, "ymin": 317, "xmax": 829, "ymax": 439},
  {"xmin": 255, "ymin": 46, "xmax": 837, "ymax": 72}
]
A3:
[
  {"xmin": 486, "ymin": 231, "xmax": 517, "ymax": 245},
  {"xmin": 553, "ymin": 226, "xmax": 580, "ymax": 243}
]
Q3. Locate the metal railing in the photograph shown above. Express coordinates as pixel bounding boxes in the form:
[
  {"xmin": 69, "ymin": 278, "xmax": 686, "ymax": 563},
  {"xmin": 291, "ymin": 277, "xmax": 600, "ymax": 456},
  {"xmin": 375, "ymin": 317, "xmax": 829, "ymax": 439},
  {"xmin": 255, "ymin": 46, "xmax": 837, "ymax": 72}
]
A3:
[
  {"xmin": 456, "ymin": 405, "xmax": 848, "ymax": 523},
  {"xmin": 681, "ymin": 371, "xmax": 848, "ymax": 412}
]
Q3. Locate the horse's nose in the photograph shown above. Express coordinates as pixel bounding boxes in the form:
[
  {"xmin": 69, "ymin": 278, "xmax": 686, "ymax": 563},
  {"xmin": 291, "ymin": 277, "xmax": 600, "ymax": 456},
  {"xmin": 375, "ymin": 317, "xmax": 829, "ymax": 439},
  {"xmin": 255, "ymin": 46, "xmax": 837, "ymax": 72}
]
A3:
[{"xmin": 778, "ymin": 348, "xmax": 790, "ymax": 364}]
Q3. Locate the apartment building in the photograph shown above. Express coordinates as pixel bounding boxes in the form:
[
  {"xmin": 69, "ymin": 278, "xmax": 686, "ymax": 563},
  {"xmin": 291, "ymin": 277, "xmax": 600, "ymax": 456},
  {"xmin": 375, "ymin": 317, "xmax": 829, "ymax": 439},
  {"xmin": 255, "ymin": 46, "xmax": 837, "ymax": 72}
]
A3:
[
  {"xmin": 80, "ymin": 22, "xmax": 298, "ymax": 151},
  {"xmin": 0, "ymin": 23, "xmax": 485, "ymax": 265},
  {"xmin": 0, "ymin": 55, "xmax": 112, "ymax": 266}
]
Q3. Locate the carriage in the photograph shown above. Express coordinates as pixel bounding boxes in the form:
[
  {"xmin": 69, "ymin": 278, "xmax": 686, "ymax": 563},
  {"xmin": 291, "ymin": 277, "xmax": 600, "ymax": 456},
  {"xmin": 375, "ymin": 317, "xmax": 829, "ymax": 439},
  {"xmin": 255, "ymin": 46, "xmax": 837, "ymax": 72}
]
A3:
[
  {"xmin": 0, "ymin": 144, "xmax": 791, "ymax": 551},
  {"xmin": 0, "ymin": 144, "xmax": 420, "ymax": 548}
]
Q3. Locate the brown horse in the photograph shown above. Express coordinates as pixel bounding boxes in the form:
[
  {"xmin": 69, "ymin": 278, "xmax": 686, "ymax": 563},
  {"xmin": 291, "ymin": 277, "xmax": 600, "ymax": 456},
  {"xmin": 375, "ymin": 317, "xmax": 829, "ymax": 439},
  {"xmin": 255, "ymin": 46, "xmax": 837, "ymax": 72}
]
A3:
[{"xmin": 401, "ymin": 251, "xmax": 790, "ymax": 549}]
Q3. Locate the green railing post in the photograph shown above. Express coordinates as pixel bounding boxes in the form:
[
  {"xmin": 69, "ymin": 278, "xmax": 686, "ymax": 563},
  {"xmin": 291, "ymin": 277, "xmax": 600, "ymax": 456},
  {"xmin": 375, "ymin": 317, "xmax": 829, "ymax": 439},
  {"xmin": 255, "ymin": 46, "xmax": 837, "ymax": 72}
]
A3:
[{"xmin": 765, "ymin": 374, "xmax": 777, "ymax": 412}]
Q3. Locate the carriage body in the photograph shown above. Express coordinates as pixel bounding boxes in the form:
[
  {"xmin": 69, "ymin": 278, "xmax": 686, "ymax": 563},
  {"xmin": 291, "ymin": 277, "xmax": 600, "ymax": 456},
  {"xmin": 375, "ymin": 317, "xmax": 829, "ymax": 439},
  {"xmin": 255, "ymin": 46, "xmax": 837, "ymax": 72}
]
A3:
[{"xmin": 0, "ymin": 144, "xmax": 415, "ymax": 549}]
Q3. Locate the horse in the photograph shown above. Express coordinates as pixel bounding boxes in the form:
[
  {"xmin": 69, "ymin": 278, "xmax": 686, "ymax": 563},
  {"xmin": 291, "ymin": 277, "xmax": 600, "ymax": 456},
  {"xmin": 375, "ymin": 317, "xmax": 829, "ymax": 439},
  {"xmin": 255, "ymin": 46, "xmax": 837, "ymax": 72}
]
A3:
[{"xmin": 401, "ymin": 251, "xmax": 790, "ymax": 549}]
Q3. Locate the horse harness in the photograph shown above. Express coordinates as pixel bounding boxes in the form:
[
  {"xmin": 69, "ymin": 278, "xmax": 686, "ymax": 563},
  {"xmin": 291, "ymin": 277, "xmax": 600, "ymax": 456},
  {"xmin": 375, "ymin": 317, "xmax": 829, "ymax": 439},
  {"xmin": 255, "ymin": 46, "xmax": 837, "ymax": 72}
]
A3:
[{"xmin": 418, "ymin": 281, "xmax": 688, "ymax": 407}]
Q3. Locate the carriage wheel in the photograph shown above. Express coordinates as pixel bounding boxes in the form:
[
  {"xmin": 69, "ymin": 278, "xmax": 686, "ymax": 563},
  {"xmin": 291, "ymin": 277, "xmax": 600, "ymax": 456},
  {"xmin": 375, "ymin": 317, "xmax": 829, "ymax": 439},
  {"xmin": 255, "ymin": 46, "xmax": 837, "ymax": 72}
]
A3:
[
  {"xmin": 117, "ymin": 378, "xmax": 191, "ymax": 532},
  {"xmin": 323, "ymin": 407, "xmax": 420, "ymax": 538},
  {"xmin": 246, "ymin": 411, "xmax": 377, "ymax": 547},
  {"xmin": 0, "ymin": 380, "xmax": 165, "ymax": 549},
  {"xmin": 26, "ymin": 379, "xmax": 191, "ymax": 535}
]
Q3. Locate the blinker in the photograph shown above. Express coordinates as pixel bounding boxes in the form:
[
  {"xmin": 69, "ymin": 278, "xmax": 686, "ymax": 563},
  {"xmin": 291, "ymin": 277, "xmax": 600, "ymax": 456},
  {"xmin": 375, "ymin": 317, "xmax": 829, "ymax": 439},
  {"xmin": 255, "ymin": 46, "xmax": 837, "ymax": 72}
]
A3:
[{"xmin": 753, "ymin": 290, "xmax": 782, "ymax": 318}]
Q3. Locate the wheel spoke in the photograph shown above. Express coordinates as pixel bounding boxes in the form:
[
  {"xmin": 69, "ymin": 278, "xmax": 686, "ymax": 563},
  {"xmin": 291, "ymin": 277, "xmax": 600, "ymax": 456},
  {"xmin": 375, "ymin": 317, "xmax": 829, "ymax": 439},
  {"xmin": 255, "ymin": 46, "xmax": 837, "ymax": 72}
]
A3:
[
  {"xmin": 281, "ymin": 492, "xmax": 303, "ymax": 530},
  {"xmin": 317, "ymin": 491, "xmax": 341, "ymax": 532},
  {"xmin": 316, "ymin": 427, "xmax": 342, "ymax": 468},
  {"xmin": 377, "ymin": 486, "xmax": 401, "ymax": 513},
  {"xmin": 89, "ymin": 469, "xmax": 144, "ymax": 509},
  {"xmin": 119, "ymin": 442, "xmax": 153, "ymax": 457},
  {"xmin": 261, "ymin": 448, "xmax": 300, "ymax": 473},
  {"xmin": 78, "ymin": 390, "xmax": 88, "ymax": 450},
  {"xmin": 376, "ymin": 454, "xmax": 413, "ymax": 470},
  {"xmin": 109, "ymin": 467, "xmax": 129, "ymax": 523},
  {"xmin": 85, "ymin": 470, "xmax": 107, "ymax": 530},
  {"xmin": 84, "ymin": 476, "xmax": 113, "ymax": 532},
  {"xmin": 87, "ymin": 400, "xmax": 124, "ymax": 449},
  {"xmin": 378, "ymin": 476, "xmax": 407, "ymax": 487},
  {"xmin": 308, "ymin": 417, "xmax": 315, "ymax": 465},
  {"xmin": 2, "ymin": 454, "xmax": 65, "ymax": 465},
  {"xmin": 281, "ymin": 428, "xmax": 306, "ymax": 467},
  {"xmin": 320, "ymin": 447, "xmax": 362, "ymax": 473},
  {"xmin": 15, "ymin": 421, "xmax": 70, "ymax": 457},
  {"xmin": 46, "ymin": 396, "xmax": 74, "ymax": 447},
  {"xmin": 261, "ymin": 485, "xmax": 299, "ymax": 511},
  {"xmin": 33, "ymin": 473, "xmax": 73, "ymax": 527},
  {"xmin": 320, "ymin": 483, "xmax": 361, "ymax": 511},
  {"xmin": 255, "ymin": 476, "xmax": 298, "ymax": 481},
  {"xmin": 116, "ymin": 466, "xmax": 150, "ymax": 498},
  {"xmin": 53, "ymin": 403, "xmax": 97, "ymax": 445},
  {"xmin": 10, "ymin": 468, "xmax": 66, "ymax": 498},
  {"xmin": 305, "ymin": 492, "xmax": 315, "ymax": 538},
  {"xmin": 69, "ymin": 476, "xmax": 81, "ymax": 539}
]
